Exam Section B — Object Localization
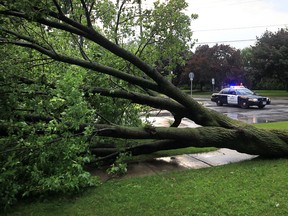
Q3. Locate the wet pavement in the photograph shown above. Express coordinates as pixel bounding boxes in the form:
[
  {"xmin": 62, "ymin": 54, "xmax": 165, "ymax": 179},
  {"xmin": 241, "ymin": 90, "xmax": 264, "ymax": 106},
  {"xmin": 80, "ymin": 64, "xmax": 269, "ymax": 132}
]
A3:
[
  {"xmin": 93, "ymin": 148, "xmax": 258, "ymax": 181},
  {"xmin": 198, "ymin": 96, "xmax": 288, "ymax": 124},
  {"xmin": 93, "ymin": 96, "xmax": 287, "ymax": 181}
]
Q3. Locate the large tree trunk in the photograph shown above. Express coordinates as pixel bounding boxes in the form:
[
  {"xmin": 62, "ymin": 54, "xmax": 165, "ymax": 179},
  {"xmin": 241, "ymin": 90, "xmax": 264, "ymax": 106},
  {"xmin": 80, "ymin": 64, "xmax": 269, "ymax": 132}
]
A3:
[{"xmin": 88, "ymin": 122, "xmax": 288, "ymax": 165}]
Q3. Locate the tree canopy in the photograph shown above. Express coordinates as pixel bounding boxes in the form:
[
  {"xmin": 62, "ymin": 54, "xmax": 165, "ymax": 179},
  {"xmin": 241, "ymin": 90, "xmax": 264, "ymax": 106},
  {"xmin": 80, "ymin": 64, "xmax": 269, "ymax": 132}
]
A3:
[
  {"xmin": 181, "ymin": 44, "xmax": 244, "ymax": 90},
  {"xmin": 250, "ymin": 28, "xmax": 288, "ymax": 90},
  {"xmin": 1, "ymin": 0, "xmax": 288, "ymax": 209}
]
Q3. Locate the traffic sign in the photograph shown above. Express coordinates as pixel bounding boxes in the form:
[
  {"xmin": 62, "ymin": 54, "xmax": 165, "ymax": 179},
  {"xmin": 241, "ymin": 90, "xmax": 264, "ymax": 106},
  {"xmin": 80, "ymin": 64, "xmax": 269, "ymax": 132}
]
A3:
[{"xmin": 189, "ymin": 72, "xmax": 194, "ymax": 81}]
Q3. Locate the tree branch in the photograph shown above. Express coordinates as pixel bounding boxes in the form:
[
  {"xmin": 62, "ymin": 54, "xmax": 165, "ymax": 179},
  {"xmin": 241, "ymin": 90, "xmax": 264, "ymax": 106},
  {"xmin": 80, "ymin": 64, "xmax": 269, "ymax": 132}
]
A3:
[
  {"xmin": 80, "ymin": 0, "xmax": 92, "ymax": 28},
  {"xmin": 52, "ymin": 0, "xmax": 64, "ymax": 15},
  {"xmin": 70, "ymin": 33, "xmax": 91, "ymax": 61},
  {"xmin": 114, "ymin": 0, "xmax": 127, "ymax": 45},
  {"xmin": 1, "ymin": 39, "xmax": 160, "ymax": 92},
  {"xmin": 87, "ymin": 87, "xmax": 186, "ymax": 113}
]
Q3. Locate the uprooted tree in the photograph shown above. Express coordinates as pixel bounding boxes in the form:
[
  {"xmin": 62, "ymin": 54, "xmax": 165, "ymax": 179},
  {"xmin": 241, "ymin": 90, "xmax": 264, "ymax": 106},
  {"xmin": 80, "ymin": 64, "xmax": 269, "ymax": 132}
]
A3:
[{"xmin": 0, "ymin": 0, "xmax": 288, "ymax": 208}]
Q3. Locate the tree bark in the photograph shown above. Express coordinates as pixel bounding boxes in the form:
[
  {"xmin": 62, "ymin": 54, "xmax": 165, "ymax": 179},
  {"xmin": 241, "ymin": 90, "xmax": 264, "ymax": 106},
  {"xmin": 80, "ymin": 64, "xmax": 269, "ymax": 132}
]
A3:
[{"xmin": 89, "ymin": 124, "xmax": 288, "ymax": 165}]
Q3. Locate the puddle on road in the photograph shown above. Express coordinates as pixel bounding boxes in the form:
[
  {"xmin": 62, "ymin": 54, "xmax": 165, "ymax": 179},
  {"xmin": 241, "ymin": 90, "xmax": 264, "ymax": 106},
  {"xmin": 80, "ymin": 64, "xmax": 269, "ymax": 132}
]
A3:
[{"xmin": 225, "ymin": 113, "xmax": 272, "ymax": 124}]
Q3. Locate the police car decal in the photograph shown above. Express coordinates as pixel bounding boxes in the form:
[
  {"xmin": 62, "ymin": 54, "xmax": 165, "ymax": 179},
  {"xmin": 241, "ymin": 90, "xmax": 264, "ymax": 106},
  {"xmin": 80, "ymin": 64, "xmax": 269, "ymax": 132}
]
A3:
[{"xmin": 227, "ymin": 95, "xmax": 238, "ymax": 104}]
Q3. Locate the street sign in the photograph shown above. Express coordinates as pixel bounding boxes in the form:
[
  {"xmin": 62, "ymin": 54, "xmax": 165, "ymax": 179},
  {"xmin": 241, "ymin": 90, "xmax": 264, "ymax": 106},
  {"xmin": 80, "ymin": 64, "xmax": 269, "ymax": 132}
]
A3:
[
  {"xmin": 212, "ymin": 78, "xmax": 215, "ymax": 92},
  {"xmin": 189, "ymin": 72, "xmax": 194, "ymax": 81},
  {"xmin": 189, "ymin": 72, "xmax": 194, "ymax": 96}
]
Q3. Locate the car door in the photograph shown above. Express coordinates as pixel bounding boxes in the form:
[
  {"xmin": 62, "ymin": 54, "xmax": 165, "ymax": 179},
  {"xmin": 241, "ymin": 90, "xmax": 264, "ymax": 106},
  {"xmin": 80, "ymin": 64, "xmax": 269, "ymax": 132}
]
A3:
[
  {"xmin": 218, "ymin": 88, "xmax": 229, "ymax": 104},
  {"xmin": 227, "ymin": 90, "xmax": 238, "ymax": 105}
]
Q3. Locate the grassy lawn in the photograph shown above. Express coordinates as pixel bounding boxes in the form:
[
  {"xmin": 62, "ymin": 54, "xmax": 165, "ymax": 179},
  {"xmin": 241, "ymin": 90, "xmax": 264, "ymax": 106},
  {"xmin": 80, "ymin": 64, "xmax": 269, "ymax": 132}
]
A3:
[
  {"xmin": 255, "ymin": 90, "xmax": 288, "ymax": 97},
  {"xmin": 254, "ymin": 121, "xmax": 288, "ymax": 129},
  {"xmin": 4, "ymin": 122, "xmax": 288, "ymax": 215},
  {"xmin": 5, "ymin": 159, "xmax": 288, "ymax": 216}
]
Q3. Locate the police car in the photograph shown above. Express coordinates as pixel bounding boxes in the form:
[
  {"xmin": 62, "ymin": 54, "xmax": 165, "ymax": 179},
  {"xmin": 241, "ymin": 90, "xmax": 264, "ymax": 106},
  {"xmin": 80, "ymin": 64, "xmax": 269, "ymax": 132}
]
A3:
[{"xmin": 211, "ymin": 86, "xmax": 271, "ymax": 109}]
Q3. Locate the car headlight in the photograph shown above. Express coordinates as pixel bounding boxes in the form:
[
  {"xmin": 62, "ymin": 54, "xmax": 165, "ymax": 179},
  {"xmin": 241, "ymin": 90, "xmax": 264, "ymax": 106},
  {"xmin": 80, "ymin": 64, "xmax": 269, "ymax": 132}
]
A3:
[{"xmin": 248, "ymin": 98, "xmax": 258, "ymax": 102}]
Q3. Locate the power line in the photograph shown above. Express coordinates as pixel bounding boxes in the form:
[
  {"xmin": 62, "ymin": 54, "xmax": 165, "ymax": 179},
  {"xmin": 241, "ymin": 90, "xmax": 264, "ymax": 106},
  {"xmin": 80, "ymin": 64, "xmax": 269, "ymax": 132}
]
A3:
[
  {"xmin": 193, "ymin": 24, "xmax": 288, "ymax": 32},
  {"xmin": 195, "ymin": 39, "xmax": 257, "ymax": 45},
  {"xmin": 191, "ymin": 0, "xmax": 262, "ymax": 9}
]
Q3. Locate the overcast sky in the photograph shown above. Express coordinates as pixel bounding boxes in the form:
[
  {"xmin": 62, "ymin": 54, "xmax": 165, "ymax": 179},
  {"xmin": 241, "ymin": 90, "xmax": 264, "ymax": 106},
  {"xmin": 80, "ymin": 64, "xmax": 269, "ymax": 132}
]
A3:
[{"xmin": 186, "ymin": 0, "xmax": 288, "ymax": 50}]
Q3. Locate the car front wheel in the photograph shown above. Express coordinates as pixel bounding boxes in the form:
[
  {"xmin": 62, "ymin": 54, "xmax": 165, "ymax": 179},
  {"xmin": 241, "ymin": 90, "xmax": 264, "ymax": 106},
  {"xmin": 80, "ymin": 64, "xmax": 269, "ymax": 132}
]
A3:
[
  {"xmin": 258, "ymin": 105, "xmax": 265, "ymax": 109},
  {"xmin": 240, "ymin": 100, "xmax": 249, "ymax": 109},
  {"xmin": 216, "ymin": 100, "xmax": 223, "ymax": 106}
]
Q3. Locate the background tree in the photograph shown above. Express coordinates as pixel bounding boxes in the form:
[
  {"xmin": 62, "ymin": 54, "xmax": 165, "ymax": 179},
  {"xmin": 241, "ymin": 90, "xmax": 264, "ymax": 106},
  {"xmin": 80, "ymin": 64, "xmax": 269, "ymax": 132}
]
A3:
[
  {"xmin": 250, "ymin": 28, "xmax": 288, "ymax": 90},
  {"xmin": 240, "ymin": 47, "xmax": 254, "ymax": 88},
  {"xmin": 1, "ymin": 0, "xmax": 288, "ymax": 208},
  {"xmin": 155, "ymin": 51, "xmax": 191, "ymax": 86},
  {"xmin": 181, "ymin": 44, "xmax": 244, "ymax": 91}
]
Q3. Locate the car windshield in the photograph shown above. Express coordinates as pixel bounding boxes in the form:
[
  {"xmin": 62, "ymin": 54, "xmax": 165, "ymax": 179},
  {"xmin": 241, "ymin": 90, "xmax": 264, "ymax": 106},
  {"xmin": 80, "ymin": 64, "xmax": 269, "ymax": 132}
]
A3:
[{"xmin": 235, "ymin": 88, "xmax": 254, "ymax": 95}]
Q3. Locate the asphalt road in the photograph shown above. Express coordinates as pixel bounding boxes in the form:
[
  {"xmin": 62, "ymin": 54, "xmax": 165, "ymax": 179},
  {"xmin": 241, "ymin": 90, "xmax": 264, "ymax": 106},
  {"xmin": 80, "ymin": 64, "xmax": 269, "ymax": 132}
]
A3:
[{"xmin": 196, "ymin": 96, "xmax": 288, "ymax": 124}]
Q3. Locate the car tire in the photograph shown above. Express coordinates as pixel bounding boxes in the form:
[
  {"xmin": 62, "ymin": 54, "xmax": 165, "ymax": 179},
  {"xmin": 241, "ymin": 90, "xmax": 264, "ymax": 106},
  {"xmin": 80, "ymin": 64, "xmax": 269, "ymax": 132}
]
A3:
[
  {"xmin": 216, "ymin": 100, "xmax": 223, "ymax": 106},
  {"xmin": 258, "ymin": 105, "xmax": 265, "ymax": 109},
  {"xmin": 240, "ymin": 100, "xmax": 249, "ymax": 109}
]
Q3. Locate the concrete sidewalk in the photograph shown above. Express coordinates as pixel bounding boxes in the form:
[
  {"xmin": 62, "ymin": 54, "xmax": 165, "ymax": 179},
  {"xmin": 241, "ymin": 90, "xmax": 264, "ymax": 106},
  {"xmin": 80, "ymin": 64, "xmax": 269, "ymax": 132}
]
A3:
[{"xmin": 93, "ymin": 111, "xmax": 257, "ymax": 181}]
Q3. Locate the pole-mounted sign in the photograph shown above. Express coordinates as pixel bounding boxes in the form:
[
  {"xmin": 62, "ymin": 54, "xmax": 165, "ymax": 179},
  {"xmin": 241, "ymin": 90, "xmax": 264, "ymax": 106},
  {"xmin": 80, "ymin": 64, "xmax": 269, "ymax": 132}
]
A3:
[
  {"xmin": 212, "ymin": 78, "xmax": 215, "ymax": 92},
  {"xmin": 189, "ymin": 72, "xmax": 194, "ymax": 81},
  {"xmin": 189, "ymin": 72, "xmax": 194, "ymax": 96}
]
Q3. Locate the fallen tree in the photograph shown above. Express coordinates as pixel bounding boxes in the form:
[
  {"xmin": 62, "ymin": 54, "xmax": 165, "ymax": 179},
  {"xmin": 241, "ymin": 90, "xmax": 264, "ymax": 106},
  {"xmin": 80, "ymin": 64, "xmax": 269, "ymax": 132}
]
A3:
[
  {"xmin": 0, "ymin": 0, "xmax": 288, "ymax": 208},
  {"xmin": 1, "ymin": 0, "xmax": 288, "ymax": 164}
]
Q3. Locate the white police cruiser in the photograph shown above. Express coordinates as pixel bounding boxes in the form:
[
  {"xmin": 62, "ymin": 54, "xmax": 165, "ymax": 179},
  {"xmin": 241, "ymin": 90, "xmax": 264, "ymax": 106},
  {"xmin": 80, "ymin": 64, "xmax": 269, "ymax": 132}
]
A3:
[{"xmin": 211, "ymin": 86, "xmax": 271, "ymax": 109}]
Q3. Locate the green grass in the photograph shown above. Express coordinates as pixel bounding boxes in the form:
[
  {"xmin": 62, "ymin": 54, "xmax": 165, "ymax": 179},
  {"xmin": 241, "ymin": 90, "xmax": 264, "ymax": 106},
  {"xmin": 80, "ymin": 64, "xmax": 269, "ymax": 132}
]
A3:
[
  {"xmin": 254, "ymin": 121, "xmax": 288, "ymax": 129},
  {"xmin": 5, "ymin": 159, "xmax": 288, "ymax": 216},
  {"xmin": 254, "ymin": 90, "xmax": 288, "ymax": 97},
  {"xmin": 4, "ymin": 122, "xmax": 288, "ymax": 215}
]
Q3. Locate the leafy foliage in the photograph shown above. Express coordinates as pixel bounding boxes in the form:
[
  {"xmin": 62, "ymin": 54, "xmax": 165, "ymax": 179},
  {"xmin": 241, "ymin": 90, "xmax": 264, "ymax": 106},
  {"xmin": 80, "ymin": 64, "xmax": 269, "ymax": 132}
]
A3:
[
  {"xmin": 250, "ymin": 28, "xmax": 288, "ymax": 90},
  {"xmin": 107, "ymin": 152, "xmax": 131, "ymax": 176},
  {"xmin": 141, "ymin": 0, "xmax": 196, "ymax": 71},
  {"xmin": 0, "ymin": 0, "xmax": 196, "ymax": 208},
  {"xmin": 0, "ymin": 46, "xmax": 98, "ymax": 209}
]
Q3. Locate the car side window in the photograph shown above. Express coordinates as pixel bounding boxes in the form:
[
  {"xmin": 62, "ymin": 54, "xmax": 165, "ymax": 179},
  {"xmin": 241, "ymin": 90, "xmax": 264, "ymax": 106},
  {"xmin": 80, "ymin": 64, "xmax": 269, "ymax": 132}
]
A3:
[
  {"xmin": 220, "ymin": 88, "xmax": 229, "ymax": 94},
  {"xmin": 229, "ymin": 90, "xmax": 236, "ymax": 95}
]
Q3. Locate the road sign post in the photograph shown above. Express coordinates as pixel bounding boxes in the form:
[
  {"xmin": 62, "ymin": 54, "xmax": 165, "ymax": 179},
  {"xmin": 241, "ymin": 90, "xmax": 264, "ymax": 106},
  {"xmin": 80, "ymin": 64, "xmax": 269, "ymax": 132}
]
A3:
[
  {"xmin": 212, "ymin": 78, "xmax": 215, "ymax": 92},
  {"xmin": 189, "ymin": 72, "xmax": 194, "ymax": 97}
]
